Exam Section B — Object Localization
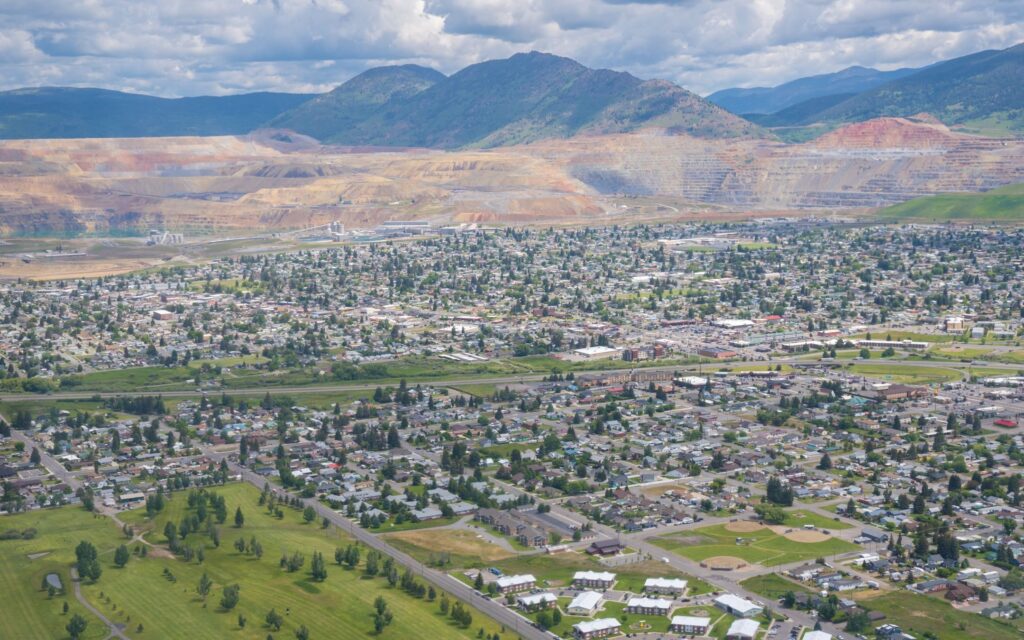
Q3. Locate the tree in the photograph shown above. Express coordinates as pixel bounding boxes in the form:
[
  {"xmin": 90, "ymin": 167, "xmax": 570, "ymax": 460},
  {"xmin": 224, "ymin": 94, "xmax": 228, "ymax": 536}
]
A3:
[
  {"xmin": 311, "ymin": 550, "xmax": 327, "ymax": 582},
  {"xmin": 66, "ymin": 613, "xmax": 88, "ymax": 640},
  {"xmin": 114, "ymin": 544, "xmax": 130, "ymax": 568},
  {"xmin": 74, "ymin": 540, "xmax": 101, "ymax": 583},
  {"xmin": 474, "ymin": 572, "xmax": 484, "ymax": 591},
  {"xmin": 295, "ymin": 625, "xmax": 309, "ymax": 640},
  {"xmin": 845, "ymin": 611, "xmax": 870, "ymax": 633},
  {"xmin": 29, "ymin": 448, "xmax": 40, "ymax": 465},
  {"xmin": 754, "ymin": 503, "xmax": 786, "ymax": 524},
  {"xmin": 302, "ymin": 506, "xmax": 316, "ymax": 524},
  {"xmin": 235, "ymin": 507, "xmax": 245, "ymax": 528},
  {"xmin": 265, "ymin": 609, "xmax": 284, "ymax": 631},
  {"xmin": 220, "ymin": 584, "xmax": 241, "ymax": 610},
  {"xmin": 817, "ymin": 452, "xmax": 832, "ymax": 470},
  {"xmin": 197, "ymin": 572, "xmax": 213, "ymax": 599}
]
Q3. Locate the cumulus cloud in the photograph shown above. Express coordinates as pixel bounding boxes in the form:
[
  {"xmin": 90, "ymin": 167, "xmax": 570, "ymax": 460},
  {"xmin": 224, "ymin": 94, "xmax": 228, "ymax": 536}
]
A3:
[{"xmin": 0, "ymin": 0, "xmax": 1019, "ymax": 96}]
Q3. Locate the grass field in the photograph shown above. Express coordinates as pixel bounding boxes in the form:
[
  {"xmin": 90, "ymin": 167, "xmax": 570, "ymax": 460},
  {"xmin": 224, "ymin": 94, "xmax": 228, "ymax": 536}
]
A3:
[
  {"xmin": 384, "ymin": 529, "xmax": 515, "ymax": 568},
  {"xmin": 75, "ymin": 482, "xmax": 505, "ymax": 640},
  {"xmin": 846, "ymin": 363, "xmax": 962, "ymax": 384},
  {"xmin": 739, "ymin": 574, "xmax": 813, "ymax": 600},
  {"xmin": 855, "ymin": 591, "xmax": 1024, "ymax": 639},
  {"xmin": 0, "ymin": 507, "xmax": 122, "ymax": 640},
  {"xmin": 780, "ymin": 509, "xmax": 852, "ymax": 530},
  {"xmin": 877, "ymin": 183, "xmax": 1024, "ymax": 221},
  {"xmin": 849, "ymin": 331, "xmax": 955, "ymax": 343},
  {"xmin": 652, "ymin": 523, "xmax": 858, "ymax": 567}
]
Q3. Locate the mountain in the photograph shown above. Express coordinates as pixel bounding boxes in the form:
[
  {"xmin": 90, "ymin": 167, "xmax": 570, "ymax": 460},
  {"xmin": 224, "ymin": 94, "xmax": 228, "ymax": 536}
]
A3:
[
  {"xmin": 271, "ymin": 51, "xmax": 759, "ymax": 148},
  {"xmin": 267, "ymin": 65, "xmax": 446, "ymax": 142},
  {"xmin": 0, "ymin": 87, "xmax": 315, "ymax": 139},
  {"xmin": 759, "ymin": 43, "xmax": 1024, "ymax": 132},
  {"xmin": 707, "ymin": 65, "xmax": 919, "ymax": 115}
]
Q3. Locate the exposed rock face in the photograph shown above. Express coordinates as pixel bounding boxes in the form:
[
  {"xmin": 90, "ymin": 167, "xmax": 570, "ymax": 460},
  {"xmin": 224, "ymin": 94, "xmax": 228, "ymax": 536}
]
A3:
[{"xmin": 0, "ymin": 117, "xmax": 1020, "ymax": 235}]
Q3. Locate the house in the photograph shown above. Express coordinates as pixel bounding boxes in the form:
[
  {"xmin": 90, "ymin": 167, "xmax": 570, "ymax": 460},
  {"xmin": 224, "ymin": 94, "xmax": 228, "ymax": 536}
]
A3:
[
  {"xmin": 573, "ymin": 618, "xmax": 620, "ymax": 640},
  {"xmin": 670, "ymin": 615, "xmax": 711, "ymax": 635},
  {"xmin": 518, "ymin": 592, "xmax": 557, "ymax": 611},
  {"xmin": 625, "ymin": 597, "xmax": 673, "ymax": 616},
  {"xmin": 714, "ymin": 594, "xmax": 763, "ymax": 618},
  {"xmin": 574, "ymin": 571, "xmax": 617, "ymax": 590},
  {"xmin": 789, "ymin": 563, "xmax": 824, "ymax": 580},
  {"xmin": 725, "ymin": 619, "xmax": 760, "ymax": 640},
  {"xmin": 586, "ymin": 539, "xmax": 625, "ymax": 556},
  {"xmin": 567, "ymin": 591, "xmax": 603, "ymax": 617},
  {"xmin": 644, "ymin": 577, "xmax": 687, "ymax": 595},
  {"xmin": 495, "ymin": 574, "xmax": 535, "ymax": 594}
]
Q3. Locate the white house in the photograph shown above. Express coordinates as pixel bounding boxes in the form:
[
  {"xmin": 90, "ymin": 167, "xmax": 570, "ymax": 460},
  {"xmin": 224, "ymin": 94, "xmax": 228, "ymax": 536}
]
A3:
[{"xmin": 567, "ymin": 591, "xmax": 603, "ymax": 617}]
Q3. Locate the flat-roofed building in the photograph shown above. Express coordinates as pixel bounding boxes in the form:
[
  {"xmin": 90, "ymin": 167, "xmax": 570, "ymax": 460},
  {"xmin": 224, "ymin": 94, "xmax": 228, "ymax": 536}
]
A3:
[
  {"xmin": 714, "ymin": 594, "xmax": 763, "ymax": 618},
  {"xmin": 725, "ymin": 619, "xmax": 760, "ymax": 640}
]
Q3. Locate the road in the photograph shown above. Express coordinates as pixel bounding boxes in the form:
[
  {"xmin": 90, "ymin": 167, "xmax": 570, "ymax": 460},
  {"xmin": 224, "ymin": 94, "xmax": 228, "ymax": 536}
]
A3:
[
  {"xmin": 228, "ymin": 463, "xmax": 549, "ymax": 640},
  {"xmin": 70, "ymin": 567, "xmax": 130, "ymax": 640}
]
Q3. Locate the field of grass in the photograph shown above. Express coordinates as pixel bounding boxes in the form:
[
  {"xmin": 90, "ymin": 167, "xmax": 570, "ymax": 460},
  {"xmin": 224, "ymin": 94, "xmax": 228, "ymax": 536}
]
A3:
[
  {"xmin": 740, "ymin": 574, "xmax": 813, "ymax": 600},
  {"xmin": 849, "ymin": 331, "xmax": 955, "ymax": 343},
  {"xmin": 96, "ymin": 483, "xmax": 506, "ymax": 640},
  {"xmin": 877, "ymin": 183, "xmax": 1024, "ymax": 221},
  {"xmin": 780, "ymin": 509, "xmax": 852, "ymax": 530},
  {"xmin": 446, "ymin": 383, "xmax": 498, "ymax": 398},
  {"xmin": 0, "ymin": 507, "xmax": 120, "ymax": 640},
  {"xmin": 384, "ymin": 529, "xmax": 515, "ymax": 569},
  {"xmin": 856, "ymin": 590, "xmax": 1024, "ymax": 639},
  {"xmin": 846, "ymin": 363, "xmax": 962, "ymax": 384},
  {"xmin": 652, "ymin": 523, "xmax": 858, "ymax": 567}
]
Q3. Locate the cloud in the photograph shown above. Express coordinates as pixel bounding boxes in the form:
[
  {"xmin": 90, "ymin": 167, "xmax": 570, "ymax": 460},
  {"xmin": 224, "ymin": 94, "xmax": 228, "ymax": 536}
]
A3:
[{"xmin": 0, "ymin": 0, "xmax": 1019, "ymax": 97}]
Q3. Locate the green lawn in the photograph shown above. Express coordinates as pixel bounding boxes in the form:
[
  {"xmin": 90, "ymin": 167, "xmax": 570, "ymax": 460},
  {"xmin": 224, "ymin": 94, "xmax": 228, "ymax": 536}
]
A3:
[
  {"xmin": 652, "ymin": 523, "xmax": 858, "ymax": 567},
  {"xmin": 77, "ymin": 483, "xmax": 506, "ymax": 640},
  {"xmin": 849, "ymin": 331, "xmax": 955, "ymax": 343},
  {"xmin": 858, "ymin": 591, "xmax": 1024, "ymax": 640},
  {"xmin": 876, "ymin": 183, "xmax": 1024, "ymax": 221},
  {"xmin": 781, "ymin": 509, "xmax": 852, "ymax": 530},
  {"xmin": 0, "ymin": 506, "xmax": 119, "ymax": 640},
  {"xmin": 740, "ymin": 574, "xmax": 812, "ymax": 600},
  {"xmin": 846, "ymin": 363, "xmax": 962, "ymax": 384}
]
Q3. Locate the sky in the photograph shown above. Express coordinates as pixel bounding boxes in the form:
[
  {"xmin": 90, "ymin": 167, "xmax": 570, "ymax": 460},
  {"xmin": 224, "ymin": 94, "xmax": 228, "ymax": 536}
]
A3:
[{"xmin": 0, "ymin": 0, "xmax": 1021, "ymax": 97}]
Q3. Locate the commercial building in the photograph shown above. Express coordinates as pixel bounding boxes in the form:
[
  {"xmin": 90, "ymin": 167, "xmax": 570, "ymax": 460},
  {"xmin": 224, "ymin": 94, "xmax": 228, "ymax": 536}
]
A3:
[
  {"xmin": 573, "ymin": 618, "xmax": 620, "ymax": 640},
  {"xmin": 725, "ymin": 619, "xmax": 760, "ymax": 640},
  {"xmin": 567, "ymin": 591, "xmax": 603, "ymax": 617},
  {"xmin": 714, "ymin": 594, "xmax": 763, "ymax": 618}
]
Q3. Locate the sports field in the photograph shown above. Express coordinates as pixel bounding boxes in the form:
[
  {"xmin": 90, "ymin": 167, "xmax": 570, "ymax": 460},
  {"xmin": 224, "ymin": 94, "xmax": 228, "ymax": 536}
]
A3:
[{"xmin": 651, "ymin": 523, "xmax": 858, "ymax": 567}]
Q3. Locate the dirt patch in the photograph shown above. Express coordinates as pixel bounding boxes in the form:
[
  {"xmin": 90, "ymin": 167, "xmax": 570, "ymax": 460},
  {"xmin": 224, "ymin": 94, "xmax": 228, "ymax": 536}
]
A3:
[
  {"xmin": 701, "ymin": 556, "xmax": 748, "ymax": 571},
  {"xmin": 725, "ymin": 521, "xmax": 766, "ymax": 533},
  {"xmin": 385, "ymin": 528, "xmax": 513, "ymax": 562},
  {"xmin": 26, "ymin": 551, "xmax": 50, "ymax": 560},
  {"xmin": 779, "ymin": 529, "xmax": 831, "ymax": 543}
]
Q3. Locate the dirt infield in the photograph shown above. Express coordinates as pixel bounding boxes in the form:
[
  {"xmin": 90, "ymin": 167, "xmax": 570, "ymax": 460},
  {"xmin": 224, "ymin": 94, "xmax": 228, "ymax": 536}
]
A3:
[
  {"xmin": 778, "ymin": 529, "xmax": 831, "ymax": 543},
  {"xmin": 701, "ymin": 556, "xmax": 748, "ymax": 570},
  {"xmin": 724, "ymin": 521, "xmax": 766, "ymax": 533}
]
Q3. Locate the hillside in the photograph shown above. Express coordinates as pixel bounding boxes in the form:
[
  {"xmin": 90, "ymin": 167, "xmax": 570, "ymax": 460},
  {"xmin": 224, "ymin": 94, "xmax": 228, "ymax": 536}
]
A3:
[
  {"xmin": 273, "ymin": 51, "xmax": 759, "ymax": 148},
  {"xmin": 762, "ymin": 43, "xmax": 1024, "ymax": 132},
  {"xmin": 267, "ymin": 65, "xmax": 446, "ymax": 142},
  {"xmin": 708, "ymin": 65, "xmax": 918, "ymax": 115},
  {"xmin": 0, "ymin": 88, "xmax": 315, "ymax": 139},
  {"xmin": 877, "ymin": 183, "xmax": 1024, "ymax": 220}
]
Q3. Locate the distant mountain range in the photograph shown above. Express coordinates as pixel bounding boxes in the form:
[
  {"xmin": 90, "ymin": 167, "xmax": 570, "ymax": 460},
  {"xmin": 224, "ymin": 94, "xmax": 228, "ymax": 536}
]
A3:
[
  {"xmin": 0, "ymin": 88, "xmax": 314, "ymax": 139},
  {"xmin": 0, "ymin": 44, "xmax": 1019, "ymax": 144},
  {"xmin": 272, "ymin": 52, "xmax": 758, "ymax": 147},
  {"xmin": 727, "ymin": 43, "xmax": 1023, "ymax": 134},
  {"xmin": 707, "ymin": 65, "xmax": 920, "ymax": 115}
]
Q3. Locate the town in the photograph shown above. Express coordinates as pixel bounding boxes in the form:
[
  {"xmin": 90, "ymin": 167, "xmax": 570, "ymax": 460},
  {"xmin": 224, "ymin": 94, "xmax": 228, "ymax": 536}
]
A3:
[{"xmin": 3, "ymin": 220, "xmax": 1024, "ymax": 640}]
